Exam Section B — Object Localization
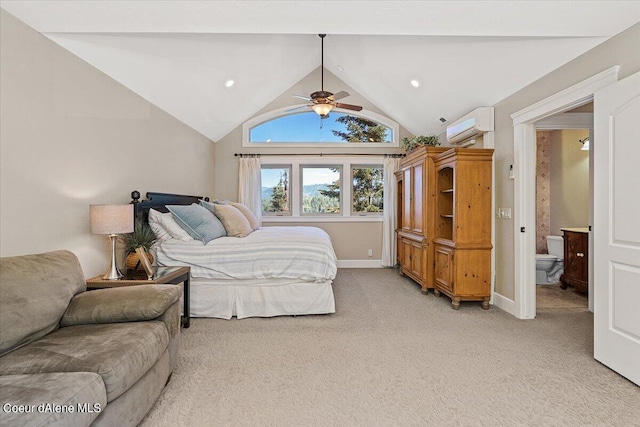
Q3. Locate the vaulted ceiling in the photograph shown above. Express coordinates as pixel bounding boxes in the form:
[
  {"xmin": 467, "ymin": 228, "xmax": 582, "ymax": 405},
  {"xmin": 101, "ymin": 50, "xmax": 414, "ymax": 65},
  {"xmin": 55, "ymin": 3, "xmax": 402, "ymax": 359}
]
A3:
[{"xmin": 2, "ymin": 1, "xmax": 638, "ymax": 142}]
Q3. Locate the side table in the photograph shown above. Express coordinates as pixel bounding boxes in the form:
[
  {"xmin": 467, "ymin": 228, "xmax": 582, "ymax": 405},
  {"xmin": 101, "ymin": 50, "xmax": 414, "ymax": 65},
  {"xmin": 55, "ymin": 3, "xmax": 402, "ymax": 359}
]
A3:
[{"xmin": 87, "ymin": 266, "xmax": 191, "ymax": 328}]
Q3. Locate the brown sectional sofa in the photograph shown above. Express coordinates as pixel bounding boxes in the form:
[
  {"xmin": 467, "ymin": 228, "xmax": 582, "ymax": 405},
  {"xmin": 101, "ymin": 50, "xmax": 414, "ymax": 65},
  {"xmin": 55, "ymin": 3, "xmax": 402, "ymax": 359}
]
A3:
[{"xmin": 0, "ymin": 250, "xmax": 181, "ymax": 427}]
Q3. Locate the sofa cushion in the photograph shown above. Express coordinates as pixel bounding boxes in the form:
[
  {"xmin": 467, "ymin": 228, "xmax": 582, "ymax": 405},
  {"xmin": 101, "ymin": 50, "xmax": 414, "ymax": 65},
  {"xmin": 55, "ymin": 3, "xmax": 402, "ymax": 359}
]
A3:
[
  {"xmin": 0, "ymin": 322, "xmax": 168, "ymax": 402},
  {"xmin": 0, "ymin": 372, "xmax": 106, "ymax": 427},
  {"xmin": 0, "ymin": 250, "xmax": 86, "ymax": 356},
  {"xmin": 61, "ymin": 285, "xmax": 182, "ymax": 327}
]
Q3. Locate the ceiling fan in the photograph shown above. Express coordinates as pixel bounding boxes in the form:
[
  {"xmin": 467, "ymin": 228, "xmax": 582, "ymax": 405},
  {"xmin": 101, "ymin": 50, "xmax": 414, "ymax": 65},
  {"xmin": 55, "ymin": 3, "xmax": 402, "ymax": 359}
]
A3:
[{"xmin": 288, "ymin": 34, "xmax": 363, "ymax": 118}]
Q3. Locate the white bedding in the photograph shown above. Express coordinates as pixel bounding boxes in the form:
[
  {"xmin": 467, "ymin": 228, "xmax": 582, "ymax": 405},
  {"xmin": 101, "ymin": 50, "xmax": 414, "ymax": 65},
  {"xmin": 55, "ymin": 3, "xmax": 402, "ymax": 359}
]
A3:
[{"xmin": 154, "ymin": 226, "xmax": 337, "ymax": 282}]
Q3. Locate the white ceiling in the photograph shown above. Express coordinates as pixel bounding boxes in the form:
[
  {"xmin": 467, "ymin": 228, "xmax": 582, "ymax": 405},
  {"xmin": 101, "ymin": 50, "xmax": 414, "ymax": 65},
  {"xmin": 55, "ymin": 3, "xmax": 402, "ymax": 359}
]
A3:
[{"xmin": 2, "ymin": 1, "xmax": 639, "ymax": 141}]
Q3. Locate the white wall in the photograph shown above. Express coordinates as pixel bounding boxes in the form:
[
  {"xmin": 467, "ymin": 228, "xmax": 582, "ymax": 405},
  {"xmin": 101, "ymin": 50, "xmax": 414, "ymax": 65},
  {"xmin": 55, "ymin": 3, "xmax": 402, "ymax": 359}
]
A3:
[
  {"xmin": 492, "ymin": 22, "xmax": 640, "ymax": 299},
  {"xmin": 0, "ymin": 10, "xmax": 216, "ymax": 277}
]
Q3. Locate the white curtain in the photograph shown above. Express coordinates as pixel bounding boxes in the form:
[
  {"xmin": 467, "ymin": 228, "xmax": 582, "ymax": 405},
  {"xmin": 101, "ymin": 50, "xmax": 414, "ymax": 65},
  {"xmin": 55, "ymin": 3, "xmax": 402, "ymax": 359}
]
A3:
[
  {"xmin": 381, "ymin": 156, "xmax": 400, "ymax": 267},
  {"xmin": 238, "ymin": 156, "xmax": 262, "ymax": 225}
]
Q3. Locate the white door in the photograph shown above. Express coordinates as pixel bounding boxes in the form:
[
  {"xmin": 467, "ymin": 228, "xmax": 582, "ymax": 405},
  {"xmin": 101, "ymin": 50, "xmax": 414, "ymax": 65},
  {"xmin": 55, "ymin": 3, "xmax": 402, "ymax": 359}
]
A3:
[{"xmin": 593, "ymin": 71, "xmax": 640, "ymax": 385}]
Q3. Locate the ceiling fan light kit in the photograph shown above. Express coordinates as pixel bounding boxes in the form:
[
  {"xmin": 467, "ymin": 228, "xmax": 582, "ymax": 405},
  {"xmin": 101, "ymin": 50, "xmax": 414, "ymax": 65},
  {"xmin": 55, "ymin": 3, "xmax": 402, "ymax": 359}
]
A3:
[
  {"xmin": 288, "ymin": 34, "xmax": 363, "ymax": 117},
  {"xmin": 311, "ymin": 103, "xmax": 333, "ymax": 116}
]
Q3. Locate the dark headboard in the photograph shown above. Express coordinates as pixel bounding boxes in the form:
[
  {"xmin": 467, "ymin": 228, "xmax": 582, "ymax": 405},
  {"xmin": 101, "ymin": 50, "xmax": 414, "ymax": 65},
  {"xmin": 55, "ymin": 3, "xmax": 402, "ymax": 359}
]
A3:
[{"xmin": 130, "ymin": 190, "xmax": 210, "ymax": 226}]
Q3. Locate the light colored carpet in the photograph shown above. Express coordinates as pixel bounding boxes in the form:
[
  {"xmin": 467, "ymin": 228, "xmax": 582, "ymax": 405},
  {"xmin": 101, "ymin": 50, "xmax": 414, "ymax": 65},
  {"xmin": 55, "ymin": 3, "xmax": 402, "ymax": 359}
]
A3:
[{"xmin": 141, "ymin": 268, "xmax": 639, "ymax": 427}]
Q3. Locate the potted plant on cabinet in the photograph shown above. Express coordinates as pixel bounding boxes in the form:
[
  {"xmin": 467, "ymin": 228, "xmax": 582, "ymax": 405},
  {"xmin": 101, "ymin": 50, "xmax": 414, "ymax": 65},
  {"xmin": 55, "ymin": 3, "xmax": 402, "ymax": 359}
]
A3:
[
  {"xmin": 121, "ymin": 222, "xmax": 157, "ymax": 274},
  {"xmin": 401, "ymin": 134, "xmax": 440, "ymax": 152}
]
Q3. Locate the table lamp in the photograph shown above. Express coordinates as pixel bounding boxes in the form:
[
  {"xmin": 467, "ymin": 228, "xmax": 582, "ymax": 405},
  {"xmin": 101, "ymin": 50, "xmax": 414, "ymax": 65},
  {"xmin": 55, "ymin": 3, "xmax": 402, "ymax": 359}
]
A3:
[{"xmin": 90, "ymin": 204, "xmax": 134, "ymax": 280}]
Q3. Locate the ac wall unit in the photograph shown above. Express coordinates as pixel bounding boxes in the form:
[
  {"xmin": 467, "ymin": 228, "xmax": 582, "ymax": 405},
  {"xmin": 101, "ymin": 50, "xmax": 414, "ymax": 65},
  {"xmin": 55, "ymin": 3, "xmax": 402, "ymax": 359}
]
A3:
[{"xmin": 446, "ymin": 107, "xmax": 494, "ymax": 144}]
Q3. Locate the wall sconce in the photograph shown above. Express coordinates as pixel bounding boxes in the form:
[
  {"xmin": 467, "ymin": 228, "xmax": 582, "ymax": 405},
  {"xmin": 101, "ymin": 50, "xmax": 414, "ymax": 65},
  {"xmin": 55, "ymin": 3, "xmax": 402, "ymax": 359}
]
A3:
[{"xmin": 579, "ymin": 137, "xmax": 590, "ymax": 151}]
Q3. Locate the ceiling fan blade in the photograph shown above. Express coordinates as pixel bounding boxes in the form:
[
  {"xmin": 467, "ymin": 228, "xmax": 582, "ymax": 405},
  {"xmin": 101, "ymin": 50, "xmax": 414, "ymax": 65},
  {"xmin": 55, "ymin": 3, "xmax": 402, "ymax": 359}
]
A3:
[
  {"xmin": 285, "ymin": 105, "xmax": 311, "ymax": 113},
  {"xmin": 292, "ymin": 94, "xmax": 312, "ymax": 101},
  {"xmin": 331, "ymin": 91, "xmax": 350, "ymax": 101},
  {"xmin": 335, "ymin": 103, "xmax": 363, "ymax": 112}
]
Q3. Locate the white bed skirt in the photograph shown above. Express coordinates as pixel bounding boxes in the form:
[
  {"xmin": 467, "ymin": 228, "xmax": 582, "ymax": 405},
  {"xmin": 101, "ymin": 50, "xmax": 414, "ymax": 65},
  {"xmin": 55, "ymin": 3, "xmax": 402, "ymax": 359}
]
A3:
[{"xmin": 189, "ymin": 277, "xmax": 336, "ymax": 320}]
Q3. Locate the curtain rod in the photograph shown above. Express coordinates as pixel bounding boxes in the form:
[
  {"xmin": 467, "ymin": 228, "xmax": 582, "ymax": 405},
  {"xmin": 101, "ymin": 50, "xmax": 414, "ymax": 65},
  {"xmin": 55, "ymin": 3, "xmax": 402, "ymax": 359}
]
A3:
[{"xmin": 234, "ymin": 153, "xmax": 405, "ymax": 158}]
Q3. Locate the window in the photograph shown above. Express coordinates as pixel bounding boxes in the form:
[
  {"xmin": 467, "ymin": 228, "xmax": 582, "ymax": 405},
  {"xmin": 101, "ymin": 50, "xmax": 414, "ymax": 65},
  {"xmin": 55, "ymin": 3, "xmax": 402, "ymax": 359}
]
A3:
[
  {"xmin": 259, "ymin": 158, "xmax": 385, "ymax": 222},
  {"xmin": 243, "ymin": 107, "xmax": 399, "ymax": 148},
  {"xmin": 301, "ymin": 166, "xmax": 342, "ymax": 215},
  {"xmin": 261, "ymin": 166, "xmax": 291, "ymax": 216},
  {"xmin": 352, "ymin": 166, "xmax": 383, "ymax": 215}
]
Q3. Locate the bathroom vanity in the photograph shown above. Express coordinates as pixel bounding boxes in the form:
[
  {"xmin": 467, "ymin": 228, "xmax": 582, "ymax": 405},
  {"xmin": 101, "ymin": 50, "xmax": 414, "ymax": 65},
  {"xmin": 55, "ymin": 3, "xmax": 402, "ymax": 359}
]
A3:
[{"xmin": 559, "ymin": 228, "xmax": 589, "ymax": 294}]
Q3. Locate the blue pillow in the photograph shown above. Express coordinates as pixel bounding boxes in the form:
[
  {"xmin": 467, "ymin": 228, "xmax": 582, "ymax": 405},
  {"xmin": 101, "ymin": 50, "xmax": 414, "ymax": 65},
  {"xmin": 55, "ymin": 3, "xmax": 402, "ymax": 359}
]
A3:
[
  {"xmin": 166, "ymin": 203, "xmax": 226, "ymax": 244},
  {"xmin": 199, "ymin": 199, "xmax": 218, "ymax": 214}
]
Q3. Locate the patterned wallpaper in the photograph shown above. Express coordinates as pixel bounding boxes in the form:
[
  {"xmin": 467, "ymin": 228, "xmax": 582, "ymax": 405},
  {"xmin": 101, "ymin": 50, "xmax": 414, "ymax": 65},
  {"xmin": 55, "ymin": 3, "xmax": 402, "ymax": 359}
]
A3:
[{"xmin": 536, "ymin": 131, "xmax": 551, "ymax": 253}]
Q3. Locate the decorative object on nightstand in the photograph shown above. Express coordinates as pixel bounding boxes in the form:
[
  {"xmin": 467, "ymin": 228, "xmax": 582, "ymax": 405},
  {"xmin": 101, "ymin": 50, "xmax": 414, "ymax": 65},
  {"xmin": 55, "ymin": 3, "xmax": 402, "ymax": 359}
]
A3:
[
  {"xmin": 135, "ymin": 246, "xmax": 154, "ymax": 279},
  {"xmin": 90, "ymin": 204, "xmax": 134, "ymax": 280},
  {"xmin": 121, "ymin": 222, "xmax": 157, "ymax": 274}
]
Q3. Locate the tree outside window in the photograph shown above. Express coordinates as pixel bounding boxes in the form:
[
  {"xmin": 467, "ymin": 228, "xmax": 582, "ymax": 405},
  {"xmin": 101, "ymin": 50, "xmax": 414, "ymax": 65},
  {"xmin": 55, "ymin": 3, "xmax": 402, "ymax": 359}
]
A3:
[
  {"xmin": 261, "ymin": 167, "xmax": 290, "ymax": 215},
  {"xmin": 352, "ymin": 166, "xmax": 383, "ymax": 213},
  {"xmin": 302, "ymin": 166, "xmax": 341, "ymax": 214}
]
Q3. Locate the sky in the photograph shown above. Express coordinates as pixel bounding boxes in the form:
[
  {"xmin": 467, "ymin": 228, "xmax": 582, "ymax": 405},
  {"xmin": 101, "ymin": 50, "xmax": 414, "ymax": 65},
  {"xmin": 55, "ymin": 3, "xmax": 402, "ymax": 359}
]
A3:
[{"xmin": 250, "ymin": 111, "xmax": 390, "ymax": 143}]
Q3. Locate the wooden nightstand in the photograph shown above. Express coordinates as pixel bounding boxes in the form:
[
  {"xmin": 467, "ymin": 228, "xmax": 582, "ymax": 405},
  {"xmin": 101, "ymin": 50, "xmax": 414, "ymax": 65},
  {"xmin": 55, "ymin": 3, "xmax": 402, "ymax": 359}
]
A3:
[{"xmin": 87, "ymin": 266, "xmax": 191, "ymax": 328}]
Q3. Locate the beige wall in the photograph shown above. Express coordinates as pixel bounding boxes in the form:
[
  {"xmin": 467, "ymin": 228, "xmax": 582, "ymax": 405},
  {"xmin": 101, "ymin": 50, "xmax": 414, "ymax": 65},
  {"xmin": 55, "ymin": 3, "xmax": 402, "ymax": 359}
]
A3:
[
  {"xmin": 215, "ymin": 67, "xmax": 409, "ymax": 260},
  {"xmin": 0, "ymin": 11, "xmax": 215, "ymax": 277},
  {"xmin": 264, "ymin": 222, "xmax": 383, "ymax": 260},
  {"xmin": 492, "ymin": 22, "xmax": 640, "ymax": 299},
  {"xmin": 549, "ymin": 129, "xmax": 590, "ymax": 235}
]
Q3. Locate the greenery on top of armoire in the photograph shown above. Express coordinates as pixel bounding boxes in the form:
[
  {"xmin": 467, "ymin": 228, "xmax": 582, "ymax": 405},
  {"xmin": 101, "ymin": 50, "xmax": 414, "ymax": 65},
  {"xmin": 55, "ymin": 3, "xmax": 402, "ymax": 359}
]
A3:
[{"xmin": 401, "ymin": 134, "xmax": 440, "ymax": 151}]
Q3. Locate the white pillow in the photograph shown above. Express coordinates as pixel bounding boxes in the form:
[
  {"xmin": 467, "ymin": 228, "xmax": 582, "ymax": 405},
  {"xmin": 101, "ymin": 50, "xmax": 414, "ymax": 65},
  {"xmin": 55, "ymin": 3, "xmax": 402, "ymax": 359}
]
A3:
[
  {"xmin": 148, "ymin": 208, "xmax": 194, "ymax": 241},
  {"xmin": 148, "ymin": 209, "xmax": 170, "ymax": 242}
]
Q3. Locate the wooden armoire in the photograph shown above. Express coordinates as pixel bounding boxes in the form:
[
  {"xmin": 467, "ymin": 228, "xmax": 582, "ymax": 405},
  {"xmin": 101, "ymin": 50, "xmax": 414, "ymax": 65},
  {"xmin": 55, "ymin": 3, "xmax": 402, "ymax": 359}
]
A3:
[
  {"xmin": 396, "ymin": 146, "xmax": 448, "ymax": 293},
  {"xmin": 432, "ymin": 148, "xmax": 494, "ymax": 310}
]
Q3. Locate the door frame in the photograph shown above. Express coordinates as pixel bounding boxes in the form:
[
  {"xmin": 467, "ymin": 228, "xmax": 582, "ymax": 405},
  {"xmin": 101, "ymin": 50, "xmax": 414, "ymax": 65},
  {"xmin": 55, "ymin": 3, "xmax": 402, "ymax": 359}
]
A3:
[{"xmin": 509, "ymin": 66, "xmax": 619, "ymax": 319}]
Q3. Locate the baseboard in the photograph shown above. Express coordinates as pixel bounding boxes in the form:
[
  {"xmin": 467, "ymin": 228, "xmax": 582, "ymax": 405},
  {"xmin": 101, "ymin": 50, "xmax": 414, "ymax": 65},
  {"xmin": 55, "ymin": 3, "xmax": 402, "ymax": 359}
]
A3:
[
  {"xmin": 337, "ymin": 259, "xmax": 383, "ymax": 268},
  {"xmin": 492, "ymin": 292, "xmax": 517, "ymax": 316}
]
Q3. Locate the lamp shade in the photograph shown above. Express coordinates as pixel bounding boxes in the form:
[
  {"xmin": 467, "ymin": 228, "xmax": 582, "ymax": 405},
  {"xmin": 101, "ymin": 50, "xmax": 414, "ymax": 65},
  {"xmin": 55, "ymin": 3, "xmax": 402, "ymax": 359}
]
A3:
[
  {"xmin": 90, "ymin": 204, "xmax": 134, "ymax": 235},
  {"xmin": 311, "ymin": 103, "xmax": 334, "ymax": 116}
]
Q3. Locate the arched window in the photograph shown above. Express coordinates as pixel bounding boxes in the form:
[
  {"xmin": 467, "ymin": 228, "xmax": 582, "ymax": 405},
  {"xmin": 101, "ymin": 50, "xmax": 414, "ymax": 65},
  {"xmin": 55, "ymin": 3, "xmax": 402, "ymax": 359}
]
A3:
[{"xmin": 242, "ymin": 107, "xmax": 399, "ymax": 148}]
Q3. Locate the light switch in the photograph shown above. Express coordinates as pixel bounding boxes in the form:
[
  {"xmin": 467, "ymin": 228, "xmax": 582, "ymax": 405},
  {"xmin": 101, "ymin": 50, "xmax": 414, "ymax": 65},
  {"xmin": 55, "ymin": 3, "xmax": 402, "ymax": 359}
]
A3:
[{"xmin": 497, "ymin": 208, "xmax": 512, "ymax": 219}]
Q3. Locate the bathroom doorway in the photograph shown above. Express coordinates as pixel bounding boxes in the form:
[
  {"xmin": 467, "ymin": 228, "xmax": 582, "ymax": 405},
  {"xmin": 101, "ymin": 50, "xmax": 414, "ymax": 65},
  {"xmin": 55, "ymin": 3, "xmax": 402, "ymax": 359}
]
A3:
[
  {"xmin": 534, "ymin": 126, "xmax": 591, "ymax": 311},
  {"xmin": 510, "ymin": 66, "xmax": 618, "ymax": 320}
]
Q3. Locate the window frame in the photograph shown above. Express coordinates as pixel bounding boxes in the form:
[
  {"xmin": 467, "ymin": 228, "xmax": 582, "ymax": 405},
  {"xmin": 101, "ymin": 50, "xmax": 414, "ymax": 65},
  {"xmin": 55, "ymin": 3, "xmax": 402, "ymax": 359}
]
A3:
[
  {"xmin": 350, "ymin": 164, "xmax": 384, "ymax": 217},
  {"xmin": 242, "ymin": 106, "xmax": 400, "ymax": 148},
  {"xmin": 260, "ymin": 164, "xmax": 292, "ymax": 217},
  {"xmin": 260, "ymin": 156, "xmax": 385, "ymax": 223}
]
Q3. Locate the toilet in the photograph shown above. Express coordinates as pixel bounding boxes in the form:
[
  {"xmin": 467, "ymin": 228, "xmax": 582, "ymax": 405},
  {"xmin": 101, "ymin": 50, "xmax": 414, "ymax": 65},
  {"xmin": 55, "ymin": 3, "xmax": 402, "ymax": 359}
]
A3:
[{"xmin": 536, "ymin": 235, "xmax": 564, "ymax": 284}]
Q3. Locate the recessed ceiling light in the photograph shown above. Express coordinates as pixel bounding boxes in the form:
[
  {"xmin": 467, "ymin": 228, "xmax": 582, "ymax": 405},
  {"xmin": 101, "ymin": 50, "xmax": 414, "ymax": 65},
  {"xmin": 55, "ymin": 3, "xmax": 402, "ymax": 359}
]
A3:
[
  {"xmin": 225, "ymin": 79, "xmax": 235, "ymax": 88},
  {"xmin": 410, "ymin": 80, "xmax": 420, "ymax": 88},
  {"xmin": 336, "ymin": 65, "xmax": 344, "ymax": 72}
]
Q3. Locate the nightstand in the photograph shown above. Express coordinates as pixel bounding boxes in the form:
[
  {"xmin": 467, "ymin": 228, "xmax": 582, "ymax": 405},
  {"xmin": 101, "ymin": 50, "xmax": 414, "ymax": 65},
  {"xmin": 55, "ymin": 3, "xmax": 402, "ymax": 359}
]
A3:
[{"xmin": 87, "ymin": 266, "xmax": 191, "ymax": 328}]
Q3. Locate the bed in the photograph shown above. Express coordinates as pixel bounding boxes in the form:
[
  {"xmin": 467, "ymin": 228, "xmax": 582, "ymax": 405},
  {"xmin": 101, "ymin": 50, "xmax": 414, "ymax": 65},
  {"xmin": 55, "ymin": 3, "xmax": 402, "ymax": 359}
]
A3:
[{"xmin": 130, "ymin": 191, "xmax": 337, "ymax": 319}]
